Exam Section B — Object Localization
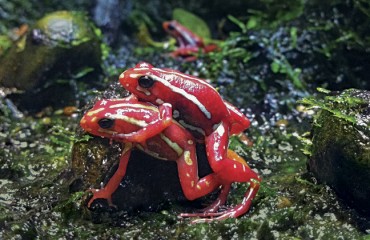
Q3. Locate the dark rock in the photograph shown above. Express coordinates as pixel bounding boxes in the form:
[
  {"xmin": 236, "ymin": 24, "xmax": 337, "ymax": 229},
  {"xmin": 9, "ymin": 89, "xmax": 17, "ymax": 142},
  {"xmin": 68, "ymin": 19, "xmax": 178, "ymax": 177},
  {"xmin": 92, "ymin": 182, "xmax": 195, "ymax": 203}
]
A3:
[
  {"xmin": 308, "ymin": 89, "xmax": 370, "ymax": 216},
  {"xmin": 70, "ymin": 134, "xmax": 213, "ymax": 213}
]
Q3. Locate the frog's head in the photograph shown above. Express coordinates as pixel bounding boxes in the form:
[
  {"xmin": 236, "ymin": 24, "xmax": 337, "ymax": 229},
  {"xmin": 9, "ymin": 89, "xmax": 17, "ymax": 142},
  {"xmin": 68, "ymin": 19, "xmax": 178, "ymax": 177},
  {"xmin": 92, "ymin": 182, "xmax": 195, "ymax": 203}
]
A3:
[
  {"xmin": 119, "ymin": 62, "xmax": 176, "ymax": 104},
  {"xmin": 80, "ymin": 99, "xmax": 119, "ymax": 138},
  {"xmin": 81, "ymin": 99, "xmax": 141, "ymax": 139},
  {"xmin": 162, "ymin": 20, "xmax": 181, "ymax": 38}
]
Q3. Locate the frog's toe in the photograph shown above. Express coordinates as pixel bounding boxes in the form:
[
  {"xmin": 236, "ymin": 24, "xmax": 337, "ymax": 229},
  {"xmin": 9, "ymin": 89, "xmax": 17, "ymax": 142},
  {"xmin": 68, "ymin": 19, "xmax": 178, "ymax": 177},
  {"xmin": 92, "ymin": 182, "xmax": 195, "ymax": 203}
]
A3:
[
  {"xmin": 87, "ymin": 189, "xmax": 117, "ymax": 210},
  {"xmin": 88, "ymin": 198, "xmax": 117, "ymax": 212}
]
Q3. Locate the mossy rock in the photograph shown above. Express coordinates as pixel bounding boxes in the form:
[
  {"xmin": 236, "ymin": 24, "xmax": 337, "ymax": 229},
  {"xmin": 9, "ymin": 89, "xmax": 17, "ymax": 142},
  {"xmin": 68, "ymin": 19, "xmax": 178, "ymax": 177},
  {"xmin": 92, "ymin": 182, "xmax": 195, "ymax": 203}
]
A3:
[
  {"xmin": 0, "ymin": 11, "xmax": 102, "ymax": 111},
  {"xmin": 308, "ymin": 89, "xmax": 370, "ymax": 216}
]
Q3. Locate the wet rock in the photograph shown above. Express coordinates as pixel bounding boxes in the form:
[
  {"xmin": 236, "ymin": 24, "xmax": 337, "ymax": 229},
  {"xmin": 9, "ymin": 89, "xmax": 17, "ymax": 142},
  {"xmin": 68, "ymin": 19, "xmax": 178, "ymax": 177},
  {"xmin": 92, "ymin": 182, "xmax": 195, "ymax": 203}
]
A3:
[
  {"xmin": 308, "ymin": 89, "xmax": 370, "ymax": 216},
  {"xmin": 70, "ymin": 132, "xmax": 213, "ymax": 214},
  {"xmin": 0, "ymin": 11, "xmax": 102, "ymax": 111}
]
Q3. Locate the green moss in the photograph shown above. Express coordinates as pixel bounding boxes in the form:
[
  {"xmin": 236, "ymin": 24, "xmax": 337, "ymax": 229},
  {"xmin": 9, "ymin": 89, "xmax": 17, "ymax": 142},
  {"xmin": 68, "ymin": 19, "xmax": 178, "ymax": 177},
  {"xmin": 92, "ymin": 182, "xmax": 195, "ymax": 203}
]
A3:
[{"xmin": 300, "ymin": 89, "xmax": 368, "ymax": 127}]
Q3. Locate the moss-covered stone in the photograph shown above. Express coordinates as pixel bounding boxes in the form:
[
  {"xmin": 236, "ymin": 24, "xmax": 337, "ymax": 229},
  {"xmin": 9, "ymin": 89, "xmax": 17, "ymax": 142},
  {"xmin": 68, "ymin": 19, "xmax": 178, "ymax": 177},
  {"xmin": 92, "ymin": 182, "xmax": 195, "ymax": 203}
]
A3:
[
  {"xmin": 0, "ymin": 11, "xmax": 101, "ymax": 90},
  {"xmin": 308, "ymin": 89, "xmax": 370, "ymax": 216},
  {"xmin": 0, "ymin": 11, "xmax": 102, "ymax": 111}
]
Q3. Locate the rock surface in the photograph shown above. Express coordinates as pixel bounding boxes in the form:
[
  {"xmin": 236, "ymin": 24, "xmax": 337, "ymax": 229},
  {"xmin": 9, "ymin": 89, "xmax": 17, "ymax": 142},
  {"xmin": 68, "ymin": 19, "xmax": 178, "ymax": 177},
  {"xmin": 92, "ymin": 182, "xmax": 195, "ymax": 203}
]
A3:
[
  {"xmin": 308, "ymin": 89, "xmax": 370, "ymax": 216},
  {"xmin": 70, "ymin": 133, "xmax": 213, "ymax": 214}
]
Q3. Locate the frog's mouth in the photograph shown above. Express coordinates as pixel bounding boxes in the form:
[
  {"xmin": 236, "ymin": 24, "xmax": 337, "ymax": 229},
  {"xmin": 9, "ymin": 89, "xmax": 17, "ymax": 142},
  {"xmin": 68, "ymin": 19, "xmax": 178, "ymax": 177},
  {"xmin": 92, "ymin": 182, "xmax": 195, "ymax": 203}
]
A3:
[{"xmin": 98, "ymin": 128, "xmax": 117, "ymax": 135}]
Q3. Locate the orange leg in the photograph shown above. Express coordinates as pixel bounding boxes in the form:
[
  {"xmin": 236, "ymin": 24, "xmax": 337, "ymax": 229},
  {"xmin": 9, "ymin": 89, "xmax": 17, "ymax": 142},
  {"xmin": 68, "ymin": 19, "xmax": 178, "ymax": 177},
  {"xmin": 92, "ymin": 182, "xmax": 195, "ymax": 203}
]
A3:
[{"xmin": 87, "ymin": 143, "xmax": 132, "ymax": 208}]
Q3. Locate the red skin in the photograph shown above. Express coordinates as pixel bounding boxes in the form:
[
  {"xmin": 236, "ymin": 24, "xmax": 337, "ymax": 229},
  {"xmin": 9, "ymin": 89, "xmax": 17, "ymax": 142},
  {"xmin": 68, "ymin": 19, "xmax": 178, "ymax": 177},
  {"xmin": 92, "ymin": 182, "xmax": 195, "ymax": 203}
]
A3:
[
  {"xmin": 119, "ymin": 63, "xmax": 252, "ymax": 170},
  {"xmin": 119, "ymin": 64, "xmax": 261, "ymax": 221},
  {"xmin": 80, "ymin": 96, "xmax": 260, "ymax": 222},
  {"xmin": 163, "ymin": 20, "xmax": 218, "ymax": 61}
]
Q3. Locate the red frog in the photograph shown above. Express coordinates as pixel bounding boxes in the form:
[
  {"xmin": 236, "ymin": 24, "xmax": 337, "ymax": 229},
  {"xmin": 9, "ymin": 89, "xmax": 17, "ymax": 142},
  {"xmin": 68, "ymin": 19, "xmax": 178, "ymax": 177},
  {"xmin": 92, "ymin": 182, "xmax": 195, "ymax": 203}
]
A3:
[
  {"xmin": 80, "ymin": 96, "xmax": 261, "ymax": 222},
  {"xmin": 119, "ymin": 63, "xmax": 261, "ymax": 221},
  {"xmin": 163, "ymin": 20, "xmax": 217, "ymax": 61}
]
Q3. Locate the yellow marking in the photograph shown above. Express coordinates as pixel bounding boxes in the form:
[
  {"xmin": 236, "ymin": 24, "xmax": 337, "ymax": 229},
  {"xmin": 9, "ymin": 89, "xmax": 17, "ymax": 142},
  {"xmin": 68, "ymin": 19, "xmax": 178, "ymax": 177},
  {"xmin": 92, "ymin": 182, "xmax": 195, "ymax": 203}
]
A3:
[
  {"xmin": 129, "ymin": 73, "xmax": 142, "ymax": 78},
  {"xmin": 80, "ymin": 118, "xmax": 86, "ymax": 124},
  {"xmin": 91, "ymin": 116, "xmax": 97, "ymax": 123},
  {"xmin": 187, "ymin": 140, "xmax": 193, "ymax": 145},
  {"xmin": 86, "ymin": 108, "xmax": 104, "ymax": 116},
  {"xmin": 109, "ymin": 103, "xmax": 158, "ymax": 112},
  {"xmin": 184, "ymin": 150, "xmax": 193, "ymax": 165},
  {"xmin": 122, "ymin": 143, "xmax": 133, "ymax": 155},
  {"xmin": 191, "ymin": 181, "xmax": 195, "ymax": 187},
  {"xmin": 197, "ymin": 185, "xmax": 201, "ymax": 190},
  {"xmin": 119, "ymin": 72, "xmax": 125, "ymax": 79},
  {"xmin": 205, "ymin": 181, "xmax": 210, "ymax": 186},
  {"xmin": 186, "ymin": 173, "xmax": 190, "ymax": 178},
  {"xmin": 160, "ymin": 134, "xmax": 183, "ymax": 156},
  {"xmin": 234, "ymin": 164, "xmax": 237, "ymax": 169},
  {"xmin": 227, "ymin": 149, "xmax": 250, "ymax": 168},
  {"xmin": 109, "ymin": 114, "xmax": 148, "ymax": 127}
]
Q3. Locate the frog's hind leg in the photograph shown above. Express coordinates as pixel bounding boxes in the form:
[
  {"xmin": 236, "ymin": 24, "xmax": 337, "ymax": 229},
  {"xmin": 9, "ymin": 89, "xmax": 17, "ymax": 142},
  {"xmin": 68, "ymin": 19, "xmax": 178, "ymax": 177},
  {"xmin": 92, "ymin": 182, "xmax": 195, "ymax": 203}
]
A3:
[
  {"xmin": 200, "ymin": 183, "xmax": 231, "ymax": 213},
  {"xmin": 190, "ymin": 177, "xmax": 260, "ymax": 223},
  {"xmin": 179, "ymin": 183, "xmax": 231, "ymax": 218},
  {"xmin": 176, "ymin": 144, "xmax": 221, "ymax": 201},
  {"xmin": 207, "ymin": 149, "xmax": 261, "ymax": 222},
  {"xmin": 200, "ymin": 121, "xmax": 262, "ymax": 222}
]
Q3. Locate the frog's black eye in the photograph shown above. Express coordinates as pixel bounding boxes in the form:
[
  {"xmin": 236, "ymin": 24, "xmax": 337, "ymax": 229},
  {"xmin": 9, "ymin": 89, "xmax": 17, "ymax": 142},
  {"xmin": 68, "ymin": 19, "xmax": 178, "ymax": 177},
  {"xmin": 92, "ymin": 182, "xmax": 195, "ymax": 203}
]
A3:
[
  {"xmin": 167, "ymin": 23, "xmax": 176, "ymax": 31},
  {"xmin": 138, "ymin": 75, "xmax": 154, "ymax": 88},
  {"xmin": 98, "ymin": 118, "xmax": 114, "ymax": 129}
]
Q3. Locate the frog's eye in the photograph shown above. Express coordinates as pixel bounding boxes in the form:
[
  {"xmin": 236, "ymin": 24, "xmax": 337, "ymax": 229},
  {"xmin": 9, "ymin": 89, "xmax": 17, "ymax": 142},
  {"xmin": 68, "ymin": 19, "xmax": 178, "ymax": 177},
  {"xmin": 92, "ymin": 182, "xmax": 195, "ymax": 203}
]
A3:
[
  {"xmin": 138, "ymin": 75, "xmax": 154, "ymax": 88},
  {"xmin": 98, "ymin": 118, "xmax": 114, "ymax": 129},
  {"xmin": 167, "ymin": 23, "xmax": 175, "ymax": 31}
]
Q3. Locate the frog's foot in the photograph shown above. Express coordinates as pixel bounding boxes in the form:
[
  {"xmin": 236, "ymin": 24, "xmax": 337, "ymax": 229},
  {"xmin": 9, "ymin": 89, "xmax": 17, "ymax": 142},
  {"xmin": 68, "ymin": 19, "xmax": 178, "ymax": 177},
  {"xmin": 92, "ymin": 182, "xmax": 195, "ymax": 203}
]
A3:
[
  {"xmin": 182, "ymin": 179, "xmax": 260, "ymax": 223},
  {"xmin": 87, "ymin": 188, "xmax": 116, "ymax": 209},
  {"xmin": 180, "ymin": 184, "xmax": 231, "ymax": 218},
  {"xmin": 188, "ymin": 202, "xmax": 250, "ymax": 223},
  {"xmin": 201, "ymin": 184, "xmax": 231, "ymax": 213}
]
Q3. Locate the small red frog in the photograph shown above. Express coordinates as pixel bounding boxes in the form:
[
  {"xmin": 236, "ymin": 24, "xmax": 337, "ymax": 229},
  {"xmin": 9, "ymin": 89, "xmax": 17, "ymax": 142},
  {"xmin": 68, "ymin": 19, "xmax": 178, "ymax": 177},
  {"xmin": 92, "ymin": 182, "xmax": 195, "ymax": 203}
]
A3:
[
  {"xmin": 163, "ymin": 20, "xmax": 217, "ymax": 61},
  {"xmin": 80, "ymin": 96, "xmax": 260, "ymax": 222},
  {"xmin": 119, "ymin": 63, "xmax": 261, "ymax": 221}
]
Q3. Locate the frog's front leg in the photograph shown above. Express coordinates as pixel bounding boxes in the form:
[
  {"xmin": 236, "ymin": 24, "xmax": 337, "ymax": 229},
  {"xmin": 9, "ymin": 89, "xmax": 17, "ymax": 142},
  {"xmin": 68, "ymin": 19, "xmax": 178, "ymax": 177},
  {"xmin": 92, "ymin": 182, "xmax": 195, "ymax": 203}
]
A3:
[
  {"xmin": 170, "ymin": 46, "xmax": 200, "ymax": 62},
  {"xmin": 114, "ymin": 103, "xmax": 173, "ymax": 143},
  {"xmin": 87, "ymin": 143, "xmax": 133, "ymax": 208}
]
